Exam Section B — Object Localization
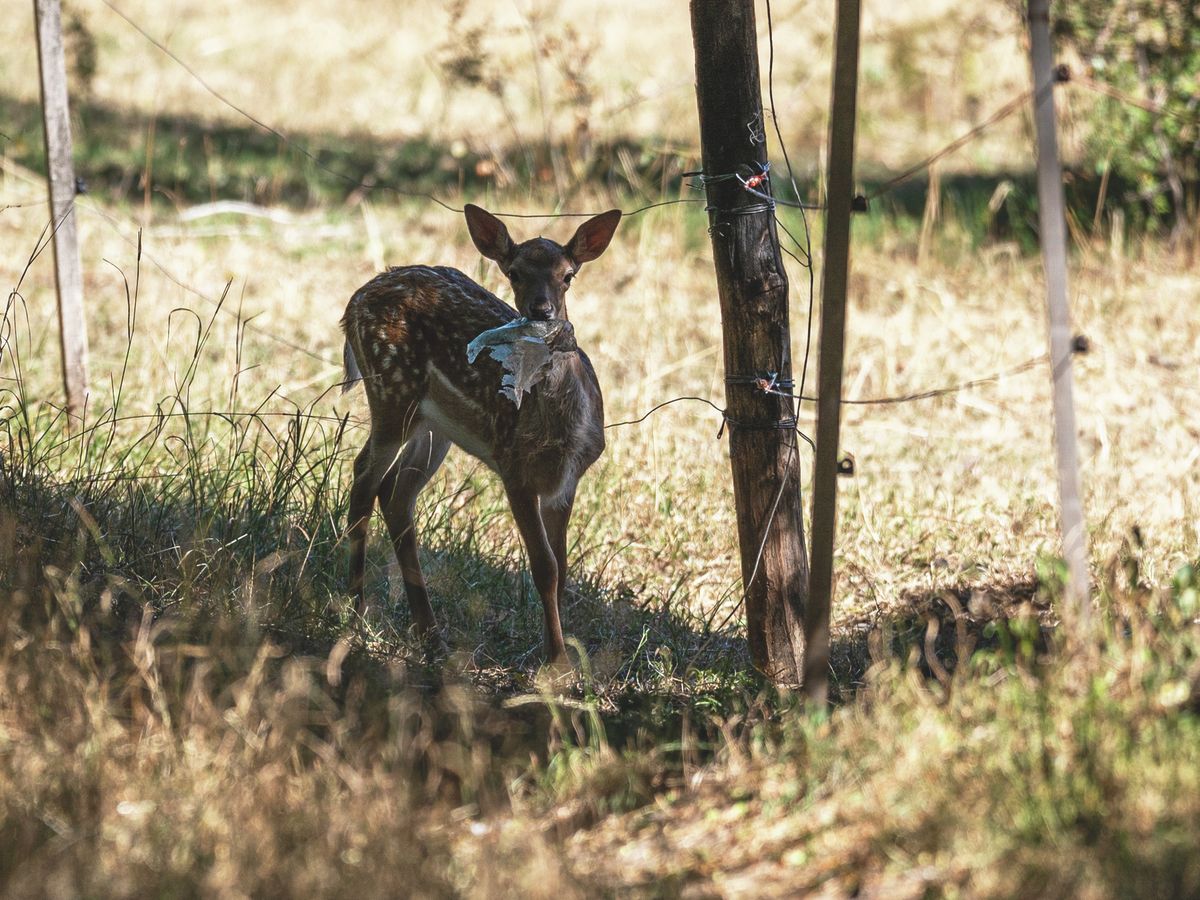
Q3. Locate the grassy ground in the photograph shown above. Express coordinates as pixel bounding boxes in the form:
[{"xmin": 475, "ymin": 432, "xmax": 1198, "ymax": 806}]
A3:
[{"xmin": 3, "ymin": 0, "xmax": 1200, "ymax": 896}]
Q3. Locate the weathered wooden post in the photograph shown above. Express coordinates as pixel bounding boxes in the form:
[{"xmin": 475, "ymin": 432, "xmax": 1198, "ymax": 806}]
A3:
[
  {"xmin": 806, "ymin": 0, "xmax": 862, "ymax": 706},
  {"xmin": 34, "ymin": 0, "xmax": 89, "ymax": 424},
  {"xmin": 1028, "ymin": 0, "xmax": 1090, "ymax": 628},
  {"xmin": 690, "ymin": 0, "xmax": 809, "ymax": 685}
]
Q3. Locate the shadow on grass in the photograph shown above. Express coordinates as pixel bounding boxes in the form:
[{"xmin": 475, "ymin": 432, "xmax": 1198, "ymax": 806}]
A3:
[
  {"xmin": 0, "ymin": 445, "xmax": 752, "ymax": 801},
  {"xmin": 829, "ymin": 576, "xmax": 1054, "ymax": 702},
  {"xmin": 2, "ymin": 90, "xmax": 1158, "ymax": 244},
  {"xmin": 2, "ymin": 430, "xmax": 1068, "ymax": 821},
  {"xmin": 0, "ymin": 92, "xmax": 690, "ymax": 210}
]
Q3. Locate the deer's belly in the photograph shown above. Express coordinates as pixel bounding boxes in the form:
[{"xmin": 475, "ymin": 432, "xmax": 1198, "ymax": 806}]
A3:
[{"xmin": 422, "ymin": 365, "xmax": 498, "ymax": 470}]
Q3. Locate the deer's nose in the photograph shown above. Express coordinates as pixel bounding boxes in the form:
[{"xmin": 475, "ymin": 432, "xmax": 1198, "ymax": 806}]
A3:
[{"xmin": 529, "ymin": 300, "xmax": 554, "ymax": 321}]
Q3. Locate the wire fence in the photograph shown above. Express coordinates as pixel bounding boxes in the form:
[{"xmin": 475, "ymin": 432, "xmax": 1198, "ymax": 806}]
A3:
[
  {"xmin": 1073, "ymin": 72, "xmax": 1200, "ymax": 128},
  {"xmin": 5, "ymin": 0, "xmax": 1195, "ymax": 642}
]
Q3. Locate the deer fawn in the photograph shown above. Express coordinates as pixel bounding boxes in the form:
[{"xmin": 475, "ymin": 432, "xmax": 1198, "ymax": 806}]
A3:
[{"xmin": 341, "ymin": 204, "xmax": 621, "ymax": 664}]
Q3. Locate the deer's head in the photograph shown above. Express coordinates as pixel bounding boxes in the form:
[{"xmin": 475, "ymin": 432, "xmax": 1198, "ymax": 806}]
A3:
[{"xmin": 464, "ymin": 205, "xmax": 621, "ymax": 322}]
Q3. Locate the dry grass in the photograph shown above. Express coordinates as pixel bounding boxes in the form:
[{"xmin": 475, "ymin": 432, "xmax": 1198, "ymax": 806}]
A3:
[
  {"xmin": 3, "ymin": 179, "xmax": 1198, "ymax": 893},
  {"xmin": 2, "ymin": 192, "xmax": 1195, "ymax": 632},
  {"xmin": 2, "ymin": 0, "xmax": 1199, "ymax": 895},
  {"xmin": 566, "ymin": 600, "xmax": 1200, "ymax": 898}
]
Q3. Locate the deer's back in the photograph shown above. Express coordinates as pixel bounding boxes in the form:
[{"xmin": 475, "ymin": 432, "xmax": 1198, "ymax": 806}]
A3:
[{"xmin": 344, "ymin": 265, "xmax": 514, "ymax": 376}]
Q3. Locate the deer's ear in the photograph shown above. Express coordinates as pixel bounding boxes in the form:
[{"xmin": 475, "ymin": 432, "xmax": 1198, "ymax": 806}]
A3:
[
  {"xmin": 566, "ymin": 209, "xmax": 622, "ymax": 265},
  {"xmin": 465, "ymin": 204, "xmax": 515, "ymax": 264}
]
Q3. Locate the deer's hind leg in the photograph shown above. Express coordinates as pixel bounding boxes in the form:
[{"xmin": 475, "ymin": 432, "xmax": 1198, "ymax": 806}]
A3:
[
  {"xmin": 376, "ymin": 425, "xmax": 451, "ymax": 637},
  {"xmin": 348, "ymin": 413, "xmax": 417, "ymax": 615},
  {"xmin": 348, "ymin": 443, "xmax": 380, "ymax": 610}
]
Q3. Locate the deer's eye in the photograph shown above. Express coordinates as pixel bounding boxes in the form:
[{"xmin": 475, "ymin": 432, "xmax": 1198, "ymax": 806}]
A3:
[{"xmin": 563, "ymin": 271, "xmax": 575, "ymax": 286}]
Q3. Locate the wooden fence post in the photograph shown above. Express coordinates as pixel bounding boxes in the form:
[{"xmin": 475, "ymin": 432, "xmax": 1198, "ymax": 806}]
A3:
[
  {"xmin": 806, "ymin": 0, "xmax": 862, "ymax": 706},
  {"xmin": 690, "ymin": 0, "xmax": 809, "ymax": 686},
  {"xmin": 34, "ymin": 0, "xmax": 89, "ymax": 424},
  {"xmin": 1028, "ymin": 0, "xmax": 1091, "ymax": 627}
]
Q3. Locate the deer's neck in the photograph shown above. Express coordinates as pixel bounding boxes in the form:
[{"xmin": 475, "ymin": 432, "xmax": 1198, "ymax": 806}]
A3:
[
  {"xmin": 535, "ymin": 348, "xmax": 603, "ymax": 430},
  {"xmin": 508, "ymin": 349, "xmax": 605, "ymax": 497}
]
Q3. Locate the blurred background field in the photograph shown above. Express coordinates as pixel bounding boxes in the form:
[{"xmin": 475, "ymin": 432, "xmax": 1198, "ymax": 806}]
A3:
[{"xmin": 1, "ymin": 1, "xmax": 1198, "ymax": 896}]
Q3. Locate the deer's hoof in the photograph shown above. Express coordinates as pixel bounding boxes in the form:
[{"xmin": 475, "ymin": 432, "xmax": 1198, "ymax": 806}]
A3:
[
  {"xmin": 534, "ymin": 656, "xmax": 579, "ymax": 692},
  {"xmin": 420, "ymin": 629, "xmax": 451, "ymax": 659}
]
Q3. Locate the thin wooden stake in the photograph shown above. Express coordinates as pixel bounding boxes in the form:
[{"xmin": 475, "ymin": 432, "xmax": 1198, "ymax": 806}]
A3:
[
  {"xmin": 690, "ymin": 0, "xmax": 809, "ymax": 686},
  {"xmin": 807, "ymin": 0, "xmax": 862, "ymax": 706},
  {"xmin": 1028, "ymin": 0, "xmax": 1090, "ymax": 627},
  {"xmin": 34, "ymin": 0, "xmax": 89, "ymax": 424}
]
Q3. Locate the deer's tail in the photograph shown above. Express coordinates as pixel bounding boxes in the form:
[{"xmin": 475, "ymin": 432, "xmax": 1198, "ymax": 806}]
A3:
[{"xmin": 342, "ymin": 339, "xmax": 363, "ymax": 394}]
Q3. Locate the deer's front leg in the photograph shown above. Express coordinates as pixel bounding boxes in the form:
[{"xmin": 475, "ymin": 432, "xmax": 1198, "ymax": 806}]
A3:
[
  {"xmin": 505, "ymin": 483, "xmax": 568, "ymax": 665},
  {"xmin": 540, "ymin": 486, "xmax": 576, "ymax": 618}
]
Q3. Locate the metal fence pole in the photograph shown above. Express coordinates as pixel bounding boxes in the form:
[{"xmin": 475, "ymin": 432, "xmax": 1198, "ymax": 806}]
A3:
[{"xmin": 1028, "ymin": 0, "xmax": 1091, "ymax": 628}]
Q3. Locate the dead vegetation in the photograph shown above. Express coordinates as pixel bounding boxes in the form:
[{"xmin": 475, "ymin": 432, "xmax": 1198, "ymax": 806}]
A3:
[{"xmin": 2, "ymin": 0, "xmax": 1199, "ymax": 895}]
